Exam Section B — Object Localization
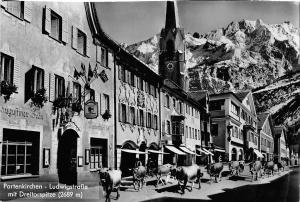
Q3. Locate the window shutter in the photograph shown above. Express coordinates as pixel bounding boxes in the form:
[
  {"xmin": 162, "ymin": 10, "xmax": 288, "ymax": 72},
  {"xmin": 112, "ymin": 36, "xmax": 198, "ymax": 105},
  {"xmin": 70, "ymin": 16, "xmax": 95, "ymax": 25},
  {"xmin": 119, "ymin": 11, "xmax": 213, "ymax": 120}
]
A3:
[
  {"xmin": 152, "ymin": 114, "xmax": 155, "ymax": 129},
  {"xmin": 72, "ymin": 26, "xmax": 78, "ymax": 50},
  {"xmin": 86, "ymin": 36, "xmax": 91, "ymax": 57},
  {"xmin": 126, "ymin": 105, "xmax": 130, "ymax": 123},
  {"xmin": 124, "ymin": 69, "xmax": 128, "ymax": 83},
  {"xmin": 23, "ymin": 1, "xmax": 32, "ymax": 22},
  {"xmin": 49, "ymin": 73, "xmax": 55, "ymax": 102},
  {"xmin": 24, "ymin": 67, "xmax": 35, "ymax": 103},
  {"xmin": 118, "ymin": 103, "xmax": 122, "ymax": 122},
  {"xmin": 44, "ymin": 6, "xmax": 51, "ymax": 34},
  {"xmin": 96, "ymin": 46, "xmax": 101, "ymax": 63},
  {"xmin": 61, "ymin": 16, "xmax": 68, "ymax": 44},
  {"xmin": 137, "ymin": 109, "xmax": 140, "ymax": 126},
  {"xmin": 44, "ymin": 70, "xmax": 49, "ymax": 96},
  {"xmin": 118, "ymin": 65, "xmax": 122, "ymax": 80},
  {"xmin": 162, "ymin": 121, "xmax": 165, "ymax": 135},
  {"xmin": 13, "ymin": 59, "xmax": 20, "ymax": 88},
  {"xmin": 101, "ymin": 94, "xmax": 105, "ymax": 115}
]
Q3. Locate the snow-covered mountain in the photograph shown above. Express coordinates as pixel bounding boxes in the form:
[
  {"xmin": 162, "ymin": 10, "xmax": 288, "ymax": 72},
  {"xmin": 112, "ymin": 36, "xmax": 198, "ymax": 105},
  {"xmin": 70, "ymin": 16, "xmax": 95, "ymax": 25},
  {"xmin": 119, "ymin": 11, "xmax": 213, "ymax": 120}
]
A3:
[{"xmin": 126, "ymin": 19, "xmax": 300, "ymax": 128}]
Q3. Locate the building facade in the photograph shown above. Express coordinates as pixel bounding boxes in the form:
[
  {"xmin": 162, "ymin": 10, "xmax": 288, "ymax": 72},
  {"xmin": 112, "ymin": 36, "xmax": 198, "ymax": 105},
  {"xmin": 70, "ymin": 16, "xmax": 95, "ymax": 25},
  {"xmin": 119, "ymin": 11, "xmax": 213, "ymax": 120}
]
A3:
[
  {"xmin": 159, "ymin": 1, "xmax": 202, "ymax": 166},
  {"xmin": 257, "ymin": 113, "xmax": 274, "ymax": 162},
  {"xmin": 0, "ymin": 1, "xmax": 115, "ymax": 185},
  {"xmin": 209, "ymin": 91, "xmax": 262, "ymax": 162},
  {"xmin": 274, "ymin": 125, "xmax": 289, "ymax": 162}
]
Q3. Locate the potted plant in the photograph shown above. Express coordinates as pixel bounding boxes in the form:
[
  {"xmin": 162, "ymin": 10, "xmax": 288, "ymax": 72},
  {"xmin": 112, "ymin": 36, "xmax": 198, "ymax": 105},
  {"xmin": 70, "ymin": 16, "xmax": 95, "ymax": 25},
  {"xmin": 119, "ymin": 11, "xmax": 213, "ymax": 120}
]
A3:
[
  {"xmin": 31, "ymin": 88, "xmax": 48, "ymax": 108},
  {"xmin": 0, "ymin": 80, "xmax": 18, "ymax": 102},
  {"xmin": 52, "ymin": 96, "xmax": 68, "ymax": 113},
  {"xmin": 102, "ymin": 109, "xmax": 112, "ymax": 120}
]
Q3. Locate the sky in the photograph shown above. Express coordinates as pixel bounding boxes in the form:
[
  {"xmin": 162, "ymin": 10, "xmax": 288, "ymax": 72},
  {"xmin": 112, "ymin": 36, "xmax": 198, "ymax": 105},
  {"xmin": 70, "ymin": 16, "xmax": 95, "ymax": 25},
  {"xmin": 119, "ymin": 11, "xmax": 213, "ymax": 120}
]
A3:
[{"xmin": 95, "ymin": 1, "xmax": 299, "ymax": 45}]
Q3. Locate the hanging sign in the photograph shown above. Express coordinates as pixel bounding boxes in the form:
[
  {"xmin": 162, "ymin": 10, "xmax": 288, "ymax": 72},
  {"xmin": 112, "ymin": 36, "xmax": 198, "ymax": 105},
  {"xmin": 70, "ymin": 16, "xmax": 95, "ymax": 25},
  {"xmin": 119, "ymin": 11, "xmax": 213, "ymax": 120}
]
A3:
[{"xmin": 84, "ymin": 99, "xmax": 98, "ymax": 119}]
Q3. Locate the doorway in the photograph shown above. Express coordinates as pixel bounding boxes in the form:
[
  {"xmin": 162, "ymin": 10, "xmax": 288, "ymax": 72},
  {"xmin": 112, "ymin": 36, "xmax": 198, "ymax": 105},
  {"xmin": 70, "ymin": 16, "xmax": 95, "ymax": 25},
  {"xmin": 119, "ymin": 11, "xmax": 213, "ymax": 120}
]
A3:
[{"xmin": 57, "ymin": 129, "xmax": 78, "ymax": 185}]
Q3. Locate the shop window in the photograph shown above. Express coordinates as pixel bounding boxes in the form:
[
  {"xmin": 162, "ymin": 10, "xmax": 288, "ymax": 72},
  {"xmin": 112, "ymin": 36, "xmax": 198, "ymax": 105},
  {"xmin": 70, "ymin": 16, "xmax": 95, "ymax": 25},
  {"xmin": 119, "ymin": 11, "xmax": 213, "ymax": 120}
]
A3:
[
  {"xmin": 211, "ymin": 123, "xmax": 218, "ymax": 136},
  {"xmin": 25, "ymin": 66, "xmax": 44, "ymax": 103},
  {"xmin": 6, "ymin": 1, "xmax": 24, "ymax": 19},
  {"xmin": 90, "ymin": 147, "xmax": 101, "ymax": 169},
  {"xmin": 55, "ymin": 75, "xmax": 65, "ymax": 99},
  {"xmin": 77, "ymin": 29, "xmax": 86, "ymax": 55},
  {"xmin": 103, "ymin": 94, "xmax": 110, "ymax": 111},
  {"xmin": 0, "ymin": 53, "xmax": 14, "ymax": 84},
  {"xmin": 73, "ymin": 82, "xmax": 81, "ymax": 102},
  {"xmin": 147, "ymin": 112, "xmax": 152, "ymax": 128},
  {"xmin": 90, "ymin": 138, "xmax": 108, "ymax": 169}
]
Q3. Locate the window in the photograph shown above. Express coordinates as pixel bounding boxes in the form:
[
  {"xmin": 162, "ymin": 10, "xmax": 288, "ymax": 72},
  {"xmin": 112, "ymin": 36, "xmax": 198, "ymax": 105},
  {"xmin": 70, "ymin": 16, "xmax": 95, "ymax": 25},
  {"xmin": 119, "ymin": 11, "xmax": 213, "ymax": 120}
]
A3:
[
  {"xmin": 166, "ymin": 121, "xmax": 170, "ymax": 134},
  {"xmin": 139, "ymin": 109, "xmax": 144, "ymax": 126},
  {"xmin": 211, "ymin": 123, "xmax": 218, "ymax": 136},
  {"xmin": 121, "ymin": 104, "xmax": 126, "ymax": 123},
  {"xmin": 231, "ymin": 102, "xmax": 239, "ymax": 115},
  {"xmin": 189, "ymin": 127, "xmax": 191, "ymax": 138},
  {"xmin": 165, "ymin": 94, "xmax": 170, "ymax": 108},
  {"xmin": 104, "ymin": 94, "xmax": 110, "ymax": 111},
  {"xmin": 55, "ymin": 75, "xmax": 65, "ymax": 99},
  {"xmin": 195, "ymin": 129, "xmax": 197, "ymax": 140},
  {"xmin": 192, "ymin": 108, "xmax": 194, "ymax": 116},
  {"xmin": 145, "ymin": 81, "xmax": 149, "ymax": 93},
  {"xmin": 179, "ymin": 102, "xmax": 183, "ymax": 114},
  {"xmin": 0, "ymin": 53, "xmax": 14, "ymax": 84},
  {"xmin": 198, "ymin": 130, "xmax": 200, "ymax": 140},
  {"xmin": 130, "ymin": 72, "xmax": 135, "ymax": 86},
  {"xmin": 119, "ymin": 65, "xmax": 125, "ymax": 82},
  {"xmin": 147, "ymin": 112, "xmax": 152, "ymax": 128},
  {"xmin": 173, "ymin": 98, "xmax": 176, "ymax": 109},
  {"xmin": 6, "ymin": 1, "xmax": 24, "ymax": 19},
  {"xmin": 90, "ymin": 147, "xmax": 101, "ymax": 169},
  {"xmin": 186, "ymin": 104, "xmax": 189, "ymax": 114},
  {"xmin": 25, "ymin": 66, "xmax": 44, "ymax": 103},
  {"xmin": 77, "ymin": 29, "xmax": 87, "ymax": 55},
  {"xmin": 209, "ymin": 99, "xmax": 225, "ymax": 111},
  {"xmin": 50, "ymin": 11, "xmax": 61, "ymax": 41},
  {"xmin": 185, "ymin": 126, "xmax": 188, "ymax": 137},
  {"xmin": 153, "ymin": 115, "xmax": 158, "ymax": 129},
  {"xmin": 107, "ymin": 50, "xmax": 114, "ymax": 69},
  {"xmin": 138, "ymin": 77, "xmax": 144, "ymax": 90},
  {"xmin": 97, "ymin": 46, "xmax": 108, "ymax": 67},
  {"xmin": 73, "ymin": 82, "xmax": 81, "ymax": 102},
  {"xmin": 130, "ymin": 107, "xmax": 135, "ymax": 124}
]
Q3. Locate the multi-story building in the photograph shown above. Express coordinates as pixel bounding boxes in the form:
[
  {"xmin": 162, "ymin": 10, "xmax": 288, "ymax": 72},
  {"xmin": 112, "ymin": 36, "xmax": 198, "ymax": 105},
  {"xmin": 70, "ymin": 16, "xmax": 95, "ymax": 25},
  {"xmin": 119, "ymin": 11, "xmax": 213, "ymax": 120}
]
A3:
[
  {"xmin": 257, "ymin": 113, "xmax": 274, "ymax": 161},
  {"xmin": 0, "ymin": 1, "xmax": 115, "ymax": 185},
  {"xmin": 159, "ymin": 1, "xmax": 202, "ymax": 166},
  {"xmin": 209, "ymin": 91, "xmax": 262, "ymax": 162},
  {"xmin": 274, "ymin": 125, "xmax": 289, "ymax": 162}
]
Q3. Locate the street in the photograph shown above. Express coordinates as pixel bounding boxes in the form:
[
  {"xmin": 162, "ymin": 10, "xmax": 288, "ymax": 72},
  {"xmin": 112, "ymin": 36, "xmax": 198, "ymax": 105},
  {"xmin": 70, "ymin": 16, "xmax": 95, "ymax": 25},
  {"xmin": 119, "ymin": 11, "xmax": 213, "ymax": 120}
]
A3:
[{"xmin": 2, "ymin": 167, "xmax": 298, "ymax": 202}]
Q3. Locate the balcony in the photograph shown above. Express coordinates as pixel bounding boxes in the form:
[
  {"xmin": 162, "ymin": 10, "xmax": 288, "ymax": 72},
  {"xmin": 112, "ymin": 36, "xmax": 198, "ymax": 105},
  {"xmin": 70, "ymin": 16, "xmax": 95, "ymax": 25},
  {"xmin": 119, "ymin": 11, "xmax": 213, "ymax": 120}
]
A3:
[{"xmin": 210, "ymin": 110, "xmax": 225, "ymax": 118}]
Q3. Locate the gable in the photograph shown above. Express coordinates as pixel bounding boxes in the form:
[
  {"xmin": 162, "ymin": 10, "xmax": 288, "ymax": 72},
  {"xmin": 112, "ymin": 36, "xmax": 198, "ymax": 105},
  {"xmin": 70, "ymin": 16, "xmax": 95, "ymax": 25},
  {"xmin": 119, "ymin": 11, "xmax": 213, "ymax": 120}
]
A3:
[{"xmin": 242, "ymin": 92, "xmax": 257, "ymax": 117}]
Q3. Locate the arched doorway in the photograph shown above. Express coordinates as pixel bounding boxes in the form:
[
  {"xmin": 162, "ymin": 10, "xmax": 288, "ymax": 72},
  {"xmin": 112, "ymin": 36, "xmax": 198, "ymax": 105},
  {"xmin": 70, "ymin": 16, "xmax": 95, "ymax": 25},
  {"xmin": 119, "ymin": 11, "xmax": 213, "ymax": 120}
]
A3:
[
  {"xmin": 139, "ymin": 142, "xmax": 147, "ymax": 166},
  {"xmin": 239, "ymin": 149, "xmax": 243, "ymax": 161},
  {"xmin": 120, "ymin": 141, "xmax": 138, "ymax": 177},
  {"xmin": 57, "ymin": 129, "xmax": 78, "ymax": 185},
  {"xmin": 231, "ymin": 148, "xmax": 237, "ymax": 161},
  {"xmin": 148, "ymin": 143, "xmax": 159, "ymax": 168}
]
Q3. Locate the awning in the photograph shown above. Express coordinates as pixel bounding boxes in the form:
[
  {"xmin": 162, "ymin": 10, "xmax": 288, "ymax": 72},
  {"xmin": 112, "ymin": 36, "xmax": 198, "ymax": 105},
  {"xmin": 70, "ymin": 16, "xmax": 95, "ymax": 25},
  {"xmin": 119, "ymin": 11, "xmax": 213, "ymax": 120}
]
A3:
[
  {"xmin": 197, "ymin": 148, "xmax": 209, "ymax": 155},
  {"xmin": 202, "ymin": 148, "xmax": 214, "ymax": 156},
  {"xmin": 165, "ymin": 145, "xmax": 186, "ymax": 155},
  {"xmin": 148, "ymin": 150, "xmax": 169, "ymax": 155},
  {"xmin": 253, "ymin": 149, "xmax": 264, "ymax": 158},
  {"xmin": 179, "ymin": 146, "xmax": 196, "ymax": 155},
  {"xmin": 121, "ymin": 149, "xmax": 147, "ymax": 154},
  {"xmin": 214, "ymin": 148, "xmax": 226, "ymax": 153}
]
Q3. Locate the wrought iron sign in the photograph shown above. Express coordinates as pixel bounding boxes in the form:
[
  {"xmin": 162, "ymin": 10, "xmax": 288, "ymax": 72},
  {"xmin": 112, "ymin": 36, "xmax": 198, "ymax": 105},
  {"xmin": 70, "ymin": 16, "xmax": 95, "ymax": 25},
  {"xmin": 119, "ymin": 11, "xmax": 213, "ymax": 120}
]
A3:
[{"xmin": 84, "ymin": 99, "xmax": 98, "ymax": 119}]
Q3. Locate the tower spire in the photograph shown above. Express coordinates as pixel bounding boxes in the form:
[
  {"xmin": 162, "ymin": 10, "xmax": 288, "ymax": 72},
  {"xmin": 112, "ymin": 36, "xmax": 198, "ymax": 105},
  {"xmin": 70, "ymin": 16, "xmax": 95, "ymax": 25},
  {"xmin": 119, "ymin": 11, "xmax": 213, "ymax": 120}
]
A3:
[{"xmin": 165, "ymin": 1, "xmax": 180, "ymax": 30}]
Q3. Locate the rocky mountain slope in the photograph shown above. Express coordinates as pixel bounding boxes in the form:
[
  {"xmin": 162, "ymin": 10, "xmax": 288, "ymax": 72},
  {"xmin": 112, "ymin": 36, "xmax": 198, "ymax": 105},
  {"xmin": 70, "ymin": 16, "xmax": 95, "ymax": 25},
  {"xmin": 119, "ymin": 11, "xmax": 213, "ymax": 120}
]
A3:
[{"xmin": 126, "ymin": 19, "xmax": 300, "ymax": 129}]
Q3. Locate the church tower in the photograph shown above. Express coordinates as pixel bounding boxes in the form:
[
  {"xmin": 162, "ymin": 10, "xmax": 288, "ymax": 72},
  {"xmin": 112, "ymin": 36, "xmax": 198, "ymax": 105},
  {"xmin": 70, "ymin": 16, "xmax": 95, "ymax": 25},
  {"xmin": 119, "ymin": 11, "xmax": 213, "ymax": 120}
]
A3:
[{"xmin": 159, "ymin": 0, "xmax": 186, "ymax": 90}]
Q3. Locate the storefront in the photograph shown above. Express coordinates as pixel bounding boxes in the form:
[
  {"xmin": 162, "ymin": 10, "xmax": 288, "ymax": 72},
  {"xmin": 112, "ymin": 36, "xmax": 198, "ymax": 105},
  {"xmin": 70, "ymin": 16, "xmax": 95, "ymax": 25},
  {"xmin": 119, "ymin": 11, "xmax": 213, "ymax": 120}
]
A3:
[{"xmin": 163, "ymin": 145, "xmax": 186, "ymax": 166}]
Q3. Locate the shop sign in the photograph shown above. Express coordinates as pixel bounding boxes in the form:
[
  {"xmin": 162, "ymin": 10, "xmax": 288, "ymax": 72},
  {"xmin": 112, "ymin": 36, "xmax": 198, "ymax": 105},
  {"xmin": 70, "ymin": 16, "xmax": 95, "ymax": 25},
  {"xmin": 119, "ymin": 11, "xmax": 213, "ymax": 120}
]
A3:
[
  {"xmin": 84, "ymin": 99, "xmax": 98, "ymax": 119},
  {"xmin": 0, "ymin": 104, "xmax": 44, "ymax": 122}
]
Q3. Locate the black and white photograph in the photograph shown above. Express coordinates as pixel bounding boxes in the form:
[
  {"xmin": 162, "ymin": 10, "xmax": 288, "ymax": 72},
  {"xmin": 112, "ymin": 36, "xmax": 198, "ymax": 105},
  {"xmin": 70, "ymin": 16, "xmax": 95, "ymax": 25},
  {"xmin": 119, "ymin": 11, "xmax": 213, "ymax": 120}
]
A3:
[{"xmin": 0, "ymin": 0, "xmax": 299, "ymax": 202}]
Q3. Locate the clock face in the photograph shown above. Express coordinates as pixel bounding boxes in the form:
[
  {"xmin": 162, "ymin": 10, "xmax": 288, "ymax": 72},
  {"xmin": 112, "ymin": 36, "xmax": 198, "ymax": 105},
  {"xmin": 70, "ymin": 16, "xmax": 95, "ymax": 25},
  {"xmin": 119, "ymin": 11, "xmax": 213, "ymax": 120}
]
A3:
[{"xmin": 167, "ymin": 63, "xmax": 174, "ymax": 70}]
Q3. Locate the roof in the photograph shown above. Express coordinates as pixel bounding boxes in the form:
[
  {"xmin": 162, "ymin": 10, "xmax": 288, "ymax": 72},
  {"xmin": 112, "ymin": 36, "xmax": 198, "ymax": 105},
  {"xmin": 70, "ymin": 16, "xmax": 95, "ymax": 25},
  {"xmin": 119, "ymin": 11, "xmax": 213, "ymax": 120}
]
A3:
[
  {"xmin": 188, "ymin": 91, "xmax": 208, "ymax": 102},
  {"xmin": 257, "ymin": 113, "xmax": 269, "ymax": 129},
  {"xmin": 235, "ymin": 91, "xmax": 250, "ymax": 101}
]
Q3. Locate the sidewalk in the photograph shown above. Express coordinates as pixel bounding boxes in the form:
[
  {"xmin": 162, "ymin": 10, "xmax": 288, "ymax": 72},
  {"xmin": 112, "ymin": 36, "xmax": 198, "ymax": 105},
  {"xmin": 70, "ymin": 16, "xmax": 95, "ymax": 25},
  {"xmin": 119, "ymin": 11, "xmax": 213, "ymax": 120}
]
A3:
[{"xmin": 4, "ymin": 169, "xmax": 291, "ymax": 202}]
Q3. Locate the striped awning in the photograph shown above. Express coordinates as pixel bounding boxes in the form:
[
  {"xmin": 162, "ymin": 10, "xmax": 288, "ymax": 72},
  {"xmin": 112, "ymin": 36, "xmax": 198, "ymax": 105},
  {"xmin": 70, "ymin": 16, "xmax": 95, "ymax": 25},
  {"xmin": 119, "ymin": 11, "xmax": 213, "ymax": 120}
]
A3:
[
  {"xmin": 165, "ymin": 145, "xmax": 186, "ymax": 155},
  {"xmin": 179, "ymin": 146, "xmax": 196, "ymax": 155},
  {"xmin": 121, "ymin": 149, "xmax": 147, "ymax": 154},
  {"xmin": 254, "ymin": 149, "xmax": 264, "ymax": 158},
  {"xmin": 147, "ymin": 150, "xmax": 169, "ymax": 155},
  {"xmin": 202, "ymin": 148, "xmax": 214, "ymax": 156},
  {"xmin": 197, "ymin": 148, "xmax": 209, "ymax": 155},
  {"xmin": 214, "ymin": 148, "xmax": 226, "ymax": 153}
]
